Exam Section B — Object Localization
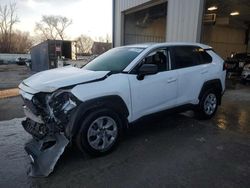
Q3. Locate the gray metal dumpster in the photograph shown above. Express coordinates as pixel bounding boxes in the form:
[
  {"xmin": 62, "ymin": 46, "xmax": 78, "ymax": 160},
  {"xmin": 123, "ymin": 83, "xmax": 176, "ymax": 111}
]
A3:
[{"xmin": 31, "ymin": 40, "xmax": 72, "ymax": 72}]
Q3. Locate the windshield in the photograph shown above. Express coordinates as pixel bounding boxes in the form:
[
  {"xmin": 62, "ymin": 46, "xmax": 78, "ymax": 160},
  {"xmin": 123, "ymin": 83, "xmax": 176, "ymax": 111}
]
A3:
[{"xmin": 83, "ymin": 47, "xmax": 144, "ymax": 72}]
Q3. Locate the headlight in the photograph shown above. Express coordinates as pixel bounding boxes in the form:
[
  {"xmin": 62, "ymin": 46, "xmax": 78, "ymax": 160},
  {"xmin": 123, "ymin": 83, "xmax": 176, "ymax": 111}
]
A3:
[{"xmin": 48, "ymin": 90, "xmax": 78, "ymax": 118}]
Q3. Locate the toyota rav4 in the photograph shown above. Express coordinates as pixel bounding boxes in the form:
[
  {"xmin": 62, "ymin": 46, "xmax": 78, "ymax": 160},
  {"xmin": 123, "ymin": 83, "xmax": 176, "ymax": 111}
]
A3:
[{"xmin": 19, "ymin": 42, "xmax": 226, "ymax": 176}]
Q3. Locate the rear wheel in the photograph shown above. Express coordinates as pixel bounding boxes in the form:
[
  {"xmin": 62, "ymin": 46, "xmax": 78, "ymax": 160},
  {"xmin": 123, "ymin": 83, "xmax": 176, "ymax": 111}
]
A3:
[
  {"xmin": 76, "ymin": 109, "xmax": 123, "ymax": 156},
  {"xmin": 195, "ymin": 89, "xmax": 219, "ymax": 120}
]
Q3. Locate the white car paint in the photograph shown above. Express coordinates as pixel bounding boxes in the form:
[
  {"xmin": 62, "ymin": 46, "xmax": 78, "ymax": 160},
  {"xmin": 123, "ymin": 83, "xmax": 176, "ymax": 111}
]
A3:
[
  {"xmin": 206, "ymin": 50, "xmax": 226, "ymax": 91},
  {"xmin": 176, "ymin": 64, "xmax": 208, "ymax": 105},
  {"xmin": 71, "ymin": 74, "xmax": 133, "ymax": 121},
  {"xmin": 21, "ymin": 66, "xmax": 109, "ymax": 93},
  {"xmin": 19, "ymin": 42, "xmax": 225, "ymax": 124},
  {"xmin": 128, "ymin": 70, "xmax": 178, "ymax": 120}
]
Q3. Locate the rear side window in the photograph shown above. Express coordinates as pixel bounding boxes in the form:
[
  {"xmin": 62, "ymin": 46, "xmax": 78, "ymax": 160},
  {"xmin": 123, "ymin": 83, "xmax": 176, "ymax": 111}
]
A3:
[
  {"xmin": 200, "ymin": 50, "xmax": 212, "ymax": 64},
  {"xmin": 170, "ymin": 46, "xmax": 212, "ymax": 69}
]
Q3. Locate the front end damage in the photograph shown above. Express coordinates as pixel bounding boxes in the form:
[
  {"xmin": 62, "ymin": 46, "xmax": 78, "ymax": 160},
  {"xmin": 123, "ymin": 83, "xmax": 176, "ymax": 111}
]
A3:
[{"xmin": 20, "ymin": 89, "xmax": 79, "ymax": 177}]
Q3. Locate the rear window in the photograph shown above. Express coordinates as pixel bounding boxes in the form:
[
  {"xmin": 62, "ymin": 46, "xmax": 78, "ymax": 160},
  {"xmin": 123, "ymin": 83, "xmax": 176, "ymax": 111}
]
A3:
[
  {"xmin": 200, "ymin": 50, "xmax": 212, "ymax": 64},
  {"xmin": 170, "ymin": 46, "xmax": 212, "ymax": 69}
]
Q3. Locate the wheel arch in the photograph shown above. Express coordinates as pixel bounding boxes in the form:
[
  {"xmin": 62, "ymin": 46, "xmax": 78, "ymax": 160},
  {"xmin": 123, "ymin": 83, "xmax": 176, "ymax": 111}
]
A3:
[
  {"xmin": 198, "ymin": 79, "xmax": 223, "ymax": 105},
  {"xmin": 66, "ymin": 95, "xmax": 129, "ymax": 138}
]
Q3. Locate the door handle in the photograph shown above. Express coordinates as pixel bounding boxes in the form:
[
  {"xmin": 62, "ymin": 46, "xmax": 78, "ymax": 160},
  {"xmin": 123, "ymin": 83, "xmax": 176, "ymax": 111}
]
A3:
[
  {"xmin": 201, "ymin": 70, "xmax": 208, "ymax": 74},
  {"xmin": 167, "ymin": 78, "xmax": 177, "ymax": 83}
]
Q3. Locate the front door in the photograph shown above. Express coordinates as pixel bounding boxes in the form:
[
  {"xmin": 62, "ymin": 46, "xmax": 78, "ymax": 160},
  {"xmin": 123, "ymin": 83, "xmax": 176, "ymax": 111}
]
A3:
[{"xmin": 128, "ymin": 48, "xmax": 178, "ymax": 121}]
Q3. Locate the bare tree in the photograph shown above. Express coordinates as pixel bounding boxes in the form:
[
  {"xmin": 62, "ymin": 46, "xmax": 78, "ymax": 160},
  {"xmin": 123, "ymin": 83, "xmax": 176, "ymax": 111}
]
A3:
[
  {"xmin": 76, "ymin": 35, "xmax": 93, "ymax": 54},
  {"xmin": 55, "ymin": 16, "xmax": 72, "ymax": 40},
  {"xmin": 11, "ymin": 30, "xmax": 34, "ymax": 53},
  {"xmin": 0, "ymin": 2, "xmax": 19, "ymax": 53},
  {"xmin": 35, "ymin": 15, "xmax": 72, "ymax": 41},
  {"xmin": 95, "ymin": 34, "xmax": 112, "ymax": 43}
]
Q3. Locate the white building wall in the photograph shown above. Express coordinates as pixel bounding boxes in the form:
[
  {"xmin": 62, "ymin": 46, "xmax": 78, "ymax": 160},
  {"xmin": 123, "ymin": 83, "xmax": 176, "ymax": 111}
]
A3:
[
  {"xmin": 166, "ymin": 0, "xmax": 204, "ymax": 42},
  {"xmin": 113, "ymin": 0, "xmax": 150, "ymax": 47},
  {"xmin": 113, "ymin": 0, "xmax": 204, "ymax": 47},
  {"xmin": 120, "ymin": 0, "xmax": 151, "ymax": 11}
]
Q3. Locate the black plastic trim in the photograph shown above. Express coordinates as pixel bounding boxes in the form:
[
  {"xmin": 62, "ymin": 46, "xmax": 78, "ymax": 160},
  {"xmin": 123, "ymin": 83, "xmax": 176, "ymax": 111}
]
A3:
[
  {"xmin": 130, "ymin": 104, "xmax": 195, "ymax": 125},
  {"xmin": 198, "ymin": 79, "xmax": 223, "ymax": 105},
  {"xmin": 66, "ymin": 95, "xmax": 129, "ymax": 137}
]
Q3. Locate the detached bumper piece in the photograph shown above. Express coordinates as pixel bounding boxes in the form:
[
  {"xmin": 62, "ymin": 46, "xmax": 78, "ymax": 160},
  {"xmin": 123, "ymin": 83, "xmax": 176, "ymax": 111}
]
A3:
[
  {"xmin": 22, "ymin": 119, "xmax": 48, "ymax": 139},
  {"xmin": 25, "ymin": 133, "xmax": 69, "ymax": 177}
]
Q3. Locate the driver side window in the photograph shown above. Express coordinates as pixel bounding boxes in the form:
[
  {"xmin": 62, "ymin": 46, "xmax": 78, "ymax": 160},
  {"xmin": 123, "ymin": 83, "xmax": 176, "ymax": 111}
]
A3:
[{"xmin": 143, "ymin": 49, "xmax": 168, "ymax": 72}]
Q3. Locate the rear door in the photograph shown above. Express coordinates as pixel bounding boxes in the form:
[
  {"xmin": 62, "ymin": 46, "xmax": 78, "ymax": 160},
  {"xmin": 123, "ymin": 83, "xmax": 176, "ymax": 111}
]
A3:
[{"xmin": 169, "ymin": 46, "xmax": 212, "ymax": 105}]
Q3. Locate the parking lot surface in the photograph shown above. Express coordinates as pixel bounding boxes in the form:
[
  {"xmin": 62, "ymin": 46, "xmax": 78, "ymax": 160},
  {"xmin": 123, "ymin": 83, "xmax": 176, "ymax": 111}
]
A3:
[
  {"xmin": 0, "ymin": 86, "xmax": 249, "ymax": 188},
  {"xmin": 0, "ymin": 64, "xmax": 32, "ymax": 90}
]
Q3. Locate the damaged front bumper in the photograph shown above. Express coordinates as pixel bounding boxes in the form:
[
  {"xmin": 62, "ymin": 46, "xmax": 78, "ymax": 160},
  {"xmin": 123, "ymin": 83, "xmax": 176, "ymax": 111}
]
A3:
[
  {"xmin": 20, "ymin": 89, "xmax": 79, "ymax": 177},
  {"xmin": 24, "ymin": 130, "xmax": 69, "ymax": 177},
  {"xmin": 22, "ymin": 117, "xmax": 70, "ymax": 177}
]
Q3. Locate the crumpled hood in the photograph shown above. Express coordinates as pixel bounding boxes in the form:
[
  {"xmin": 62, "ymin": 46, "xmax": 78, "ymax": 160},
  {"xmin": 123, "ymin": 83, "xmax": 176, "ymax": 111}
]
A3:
[{"xmin": 21, "ymin": 66, "xmax": 109, "ymax": 93}]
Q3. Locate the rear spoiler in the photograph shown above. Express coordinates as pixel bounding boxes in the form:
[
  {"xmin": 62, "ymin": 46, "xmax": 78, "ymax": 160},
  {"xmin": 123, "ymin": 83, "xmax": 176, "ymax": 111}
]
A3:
[{"xmin": 204, "ymin": 47, "xmax": 213, "ymax": 51}]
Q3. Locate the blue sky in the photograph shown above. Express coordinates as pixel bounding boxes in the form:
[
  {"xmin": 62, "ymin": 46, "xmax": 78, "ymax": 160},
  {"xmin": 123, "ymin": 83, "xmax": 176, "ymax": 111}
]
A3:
[{"xmin": 1, "ymin": 0, "xmax": 112, "ymax": 40}]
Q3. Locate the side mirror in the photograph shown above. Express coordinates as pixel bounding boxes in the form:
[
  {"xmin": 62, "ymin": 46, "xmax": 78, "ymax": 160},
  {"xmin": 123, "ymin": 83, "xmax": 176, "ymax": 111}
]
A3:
[{"xmin": 137, "ymin": 64, "xmax": 158, "ymax": 80}]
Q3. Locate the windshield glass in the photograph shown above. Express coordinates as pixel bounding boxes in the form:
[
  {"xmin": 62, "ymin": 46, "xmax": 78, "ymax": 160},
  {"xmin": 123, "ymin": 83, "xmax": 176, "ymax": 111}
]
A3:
[{"xmin": 83, "ymin": 47, "xmax": 144, "ymax": 72}]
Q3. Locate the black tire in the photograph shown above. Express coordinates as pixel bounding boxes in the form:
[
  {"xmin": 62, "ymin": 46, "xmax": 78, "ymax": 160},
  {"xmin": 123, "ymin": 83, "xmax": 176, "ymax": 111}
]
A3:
[
  {"xmin": 195, "ymin": 89, "xmax": 219, "ymax": 120},
  {"xmin": 76, "ymin": 108, "xmax": 124, "ymax": 156}
]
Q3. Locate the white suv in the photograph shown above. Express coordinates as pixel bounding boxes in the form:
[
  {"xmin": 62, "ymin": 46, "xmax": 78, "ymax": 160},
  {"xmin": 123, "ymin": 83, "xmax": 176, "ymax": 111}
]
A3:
[{"xmin": 19, "ymin": 43, "xmax": 226, "ymax": 176}]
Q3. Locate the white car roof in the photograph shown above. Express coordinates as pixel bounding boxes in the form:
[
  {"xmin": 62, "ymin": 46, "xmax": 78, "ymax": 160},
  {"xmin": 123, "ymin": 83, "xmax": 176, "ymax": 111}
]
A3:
[{"xmin": 126, "ymin": 42, "xmax": 212, "ymax": 50}]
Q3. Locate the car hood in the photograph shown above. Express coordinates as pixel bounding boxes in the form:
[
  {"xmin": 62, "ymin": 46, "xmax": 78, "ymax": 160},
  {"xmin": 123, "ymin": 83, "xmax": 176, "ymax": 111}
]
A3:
[{"xmin": 21, "ymin": 66, "xmax": 109, "ymax": 93}]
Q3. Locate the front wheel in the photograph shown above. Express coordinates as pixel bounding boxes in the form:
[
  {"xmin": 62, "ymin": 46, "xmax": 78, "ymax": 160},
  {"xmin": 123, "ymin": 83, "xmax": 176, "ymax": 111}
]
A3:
[
  {"xmin": 195, "ymin": 89, "xmax": 219, "ymax": 120},
  {"xmin": 76, "ymin": 109, "xmax": 123, "ymax": 156}
]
